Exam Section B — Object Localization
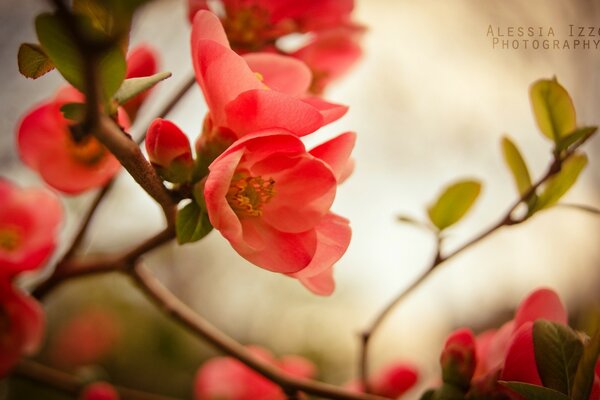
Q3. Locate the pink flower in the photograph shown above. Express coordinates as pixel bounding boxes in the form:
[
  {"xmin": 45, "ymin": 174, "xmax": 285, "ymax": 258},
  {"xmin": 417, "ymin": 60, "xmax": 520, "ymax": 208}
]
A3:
[
  {"xmin": 122, "ymin": 44, "xmax": 159, "ymax": 121},
  {"xmin": 194, "ymin": 346, "xmax": 315, "ymax": 400},
  {"xmin": 347, "ymin": 363, "xmax": 419, "ymax": 398},
  {"xmin": 440, "ymin": 328, "xmax": 477, "ymax": 389},
  {"xmin": 81, "ymin": 382, "xmax": 120, "ymax": 400},
  {"xmin": 146, "ymin": 118, "xmax": 194, "ymax": 183},
  {"xmin": 204, "ymin": 130, "xmax": 354, "ymax": 295},
  {"xmin": 191, "ymin": 10, "xmax": 347, "ymax": 142},
  {"xmin": 0, "ymin": 179, "xmax": 62, "ymax": 277},
  {"xmin": 49, "ymin": 307, "xmax": 121, "ymax": 369},
  {"xmin": 188, "ymin": 1, "xmax": 362, "ymax": 93},
  {"xmin": 0, "ymin": 280, "xmax": 44, "ymax": 378},
  {"xmin": 17, "ymin": 87, "xmax": 126, "ymax": 194}
]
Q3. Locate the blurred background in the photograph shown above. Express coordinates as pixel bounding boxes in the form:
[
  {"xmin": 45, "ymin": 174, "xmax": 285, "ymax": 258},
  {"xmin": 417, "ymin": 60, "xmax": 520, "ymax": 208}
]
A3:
[{"xmin": 1, "ymin": 0, "xmax": 599, "ymax": 399}]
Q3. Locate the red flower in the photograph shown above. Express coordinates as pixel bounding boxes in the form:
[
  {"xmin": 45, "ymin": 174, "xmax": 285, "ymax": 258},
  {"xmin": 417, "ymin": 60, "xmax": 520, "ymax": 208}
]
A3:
[
  {"xmin": 191, "ymin": 10, "xmax": 347, "ymax": 141},
  {"xmin": 0, "ymin": 280, "xmax": 44, "ymax": 378},
  {"xmin": 346, "ymin": 363, "xmax": 419, "ymax": 398},
  {"xmin": 0, "ymin": 179, "xmax": 62, "ymax": 277},
  {"xmin": 17, "ymin": 87, "xmax": 126, "ymax": 194},
  {"xmin": 81, "ymin": 382, "xmax": 120, "ymax": 400},
  {"xmin": 122, "ymin": 44, "xmax": 159, "ymax": 121},
  {"xmin": 440, "ymin": 328, "xmax": 477, "ymax": 389},
  {"xmin": 146, "ymin": 118, "xmax": 194, "ymax": 183},
  {"xmin": 194, "ymin": 346, "xmax": 315, "ymax": 400},
  {"xmin": 204, "ymin": 130, "xmax": 354, "ymax": 295}
]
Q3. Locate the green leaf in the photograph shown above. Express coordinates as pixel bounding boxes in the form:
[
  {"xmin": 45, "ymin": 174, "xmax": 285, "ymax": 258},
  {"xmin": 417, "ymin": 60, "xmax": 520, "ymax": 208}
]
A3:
[
  {"xmin": 176, "ymin": 201, "xmax": 213, "ymax": 245},
  {"xmin": 17, "ymin": 43, "xmax": 55, "ymax": 79},
  {"xmin": 60, "ymin": 103, "xmax": 86, "ymax": 122},
  {"xmin": 427, "ymin": 180, "xmax": 482, "ymax": 230},
  {"xmin": 572, "ymin": 330, "xmax": 600, "ymax": 400},
  {"xmin": 113, "ymin": 72, "xmax": 172, "ymax": 105},
  {"xmin": 35, "ymin": 12, "xmax": 126, "ymax": 101},
  {"xmin": 531, "ymin": 154, "xmax": 588, "ymax": 213},
  {"xmin": 533, "ymin": 320, "xmax": 584, "ymax": 396},
  {"xmin": 556, "ymin": 127, "xmax": 597, "ymax": 153},
  {"xmin": 530, "ymin": 78, "xmax": 576, "ymax": 142},
  {"xmin": 501, "ymin": 136, "xmax": 533, "ymax": 197},
  {"xmin": 500, "ymin": 381, "xmax": 569, "ymax": 400}
]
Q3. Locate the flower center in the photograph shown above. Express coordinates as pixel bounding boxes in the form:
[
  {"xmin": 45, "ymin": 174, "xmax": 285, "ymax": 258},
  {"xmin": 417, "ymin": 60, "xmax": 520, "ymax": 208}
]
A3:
[
  {"xmin": 0, "ymin": 226, "xmax": 22, "ymax": 252},
  {"xmin": 223, "ymin": 6, "xmax": 272, "ymax": 51},
  {"xmin": 226, "ymin": 174, "xmax": 275, "ymax": 217},
  {"xmin": 66, "ymin": 133, "xmax": 107, "ymax": 166}
]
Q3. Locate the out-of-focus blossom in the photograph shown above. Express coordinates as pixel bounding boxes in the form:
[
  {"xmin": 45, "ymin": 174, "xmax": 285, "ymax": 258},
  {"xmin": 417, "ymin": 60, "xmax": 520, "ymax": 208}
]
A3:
[
  {"xmin": 347, "ymin": 362, "xmax": 419, "ymax": 398},
  {"xmin": 122, "ymin": 44, "xmax": 159, "ymax": 121},
  {"xmin": 440, "ymin": 328, "xmax": 476, "ymax": 389},
  {"xmin": 50, "ymin": 307, "xmax": 121, "ymax": 369},
  {"xmin": 0, "ymin": 179, "xmax": 62, "ymax": 277},
  {"xmin": 191, "ymin": 10, "xmax": 347, "ymax": 146},
  {"xmin": 146, "ymin": 119, "xmax": 194, "ymax": 183},
  {"xmin": 80, "ymin": 382, "xmax": 120, "ymax": 400},
  {"xmin": 17, "ymin": 87, "xmax": 125, "ymax": 195},
  {"xmin": 187, "ymin": 1, "xmax": 363, "ymax": 93},
  {"xmin": 194, "ymin": 346, "xmax": 315, "ymax": 400},
  {"xmin": 204, "ymin": 130, "xmax": 354, "ymax": 295},
  {"xmin": 0, "ymin": 280, "xmax": 44, "ymax": 378}
]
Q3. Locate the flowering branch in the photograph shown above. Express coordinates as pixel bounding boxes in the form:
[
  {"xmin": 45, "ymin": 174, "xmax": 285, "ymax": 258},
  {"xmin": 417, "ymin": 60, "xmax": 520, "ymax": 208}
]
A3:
[
  {"xmin": 358, "ymin": 135, "xmax": 597, "ymax": 392},
  {"xmin": 13, "ymin": 359, "xmax": 180, "ymax": 400}
]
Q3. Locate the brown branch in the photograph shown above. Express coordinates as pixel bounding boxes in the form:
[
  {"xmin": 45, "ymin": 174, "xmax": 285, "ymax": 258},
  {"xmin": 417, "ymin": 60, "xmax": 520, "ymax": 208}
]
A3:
[
  {"xmin": 13, "ymin": 359, "xmax": 180, "ymax": 400},
  {"xmin": 129, "ymin": 263, "xmax": 389, "ymax": 400},
  {"xmin": 358, "ymin": 150, "xmax": 586, "ymax": 391}
]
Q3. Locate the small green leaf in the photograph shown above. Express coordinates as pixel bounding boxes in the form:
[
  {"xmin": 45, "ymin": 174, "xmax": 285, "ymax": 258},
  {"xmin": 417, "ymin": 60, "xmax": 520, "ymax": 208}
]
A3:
[
  {"xmin": 35, "ymin": 12, "xmax": 126, "ymax": 102},
  {"xmin": 572, "ymin": 329, "xmax": 600, "ymax": 400},
  {"xmin": 427, "ymin": 180, "xmax": 482, "ymax": 230},
  {"xmin": 533, "ymin": 320, "xmax": 584, "ymax": 396},
  {"xmin": 530, "ymin": 78, "xmax": 576, "ymax": 142},
  {"xmin": 17, "ymin": 43, "xmax": 55, "ymax": 79},
  {"xmin": 556, "ymin": 127, "xmax": 597, "ymax": 153},
  {"xmin": 501, "ymin": 136, "xmax": 533, "ymax": 197},
  {"xmin": 531, "ymin": 154, "xmax": 588, "ymax": 213},
  {"xmin": 113, "ymin": 72, "xmax": 172, "ymax": 105},
  {"xmin": 500, "ymin": 381, "xmax": 569, "ymax": 400},
  {"xmin": 176, "ymin": 201, "xmax": 213, "ymax": 245},
  {"xmin": 60, "ymin": 103, "xmax": 86, "ymax": 122}
]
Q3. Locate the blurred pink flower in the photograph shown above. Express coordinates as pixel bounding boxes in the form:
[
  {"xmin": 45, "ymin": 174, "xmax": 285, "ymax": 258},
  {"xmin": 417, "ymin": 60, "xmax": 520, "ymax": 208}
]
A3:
[
  {"xmin": 50, "ymin": 307, "xmax": 121, "ymax": 369},
  {"xmin": 0, "ymin": 280, "xmax": 44, "ymax": 378},
  {"xmin": 346, "ymin": 362, "xmax": 419, "ymax": 398},
  {"xmin": 204, "ymin": 130, "xmax": 354, "ymax": 295},
  {"xmin": 0, "ymin": 179, "xmax": 62, "ymax": 277},
  {"xmin": 81, "ymin": 382, "xmax": 120, "ymax": 400},
  {"xmin": 194, "ymin": 346, "xmax": 315, "ymax": 400}
]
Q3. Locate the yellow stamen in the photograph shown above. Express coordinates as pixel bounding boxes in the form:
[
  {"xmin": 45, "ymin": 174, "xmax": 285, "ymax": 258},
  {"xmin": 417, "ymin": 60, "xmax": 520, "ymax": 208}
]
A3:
[
  {"xmin": 227, "ymin": 174, "xmax": 275, "ymax": 217},
  {"xmin": 65, "ymin": 134, "xmax": 107, "ymax": 166},
  {"xmin": 0, "ymin": 226, "xmax": 22, "ymax": 252}
]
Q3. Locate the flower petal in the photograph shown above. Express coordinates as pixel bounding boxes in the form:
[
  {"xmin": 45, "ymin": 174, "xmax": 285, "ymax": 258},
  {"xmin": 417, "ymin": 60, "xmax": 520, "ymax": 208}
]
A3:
[
  {"xmin": 243, "ymin": 53, "xmax": 312, "ymax": 96},
  {"xmin": 514, "ymin": 288, "xmax": 568, "ymax": 329},
  {"xmin": 500, "ymin": 322, "xmax": 542, "ymax": 386},
  {"xmin": 301, "ymin": 97, "xmax": 349, "ymax": 125},
  {"xmin": 310, "ymin": 132, "xmax": 356, "ymax": 182}
]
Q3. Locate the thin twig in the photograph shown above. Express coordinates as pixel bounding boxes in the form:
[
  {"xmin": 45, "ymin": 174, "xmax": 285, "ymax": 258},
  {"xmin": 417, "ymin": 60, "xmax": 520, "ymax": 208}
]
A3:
[
  {"xmin": 13, "ymin": 359, "xmax": 180, "ymax": 400},
  {"xmin": 129, "ymin": 263, "xmax": 389, "ymax": 400},
  {"xmin": 358, "ymin": 150, "xmax": 586, "ymax": 390}
]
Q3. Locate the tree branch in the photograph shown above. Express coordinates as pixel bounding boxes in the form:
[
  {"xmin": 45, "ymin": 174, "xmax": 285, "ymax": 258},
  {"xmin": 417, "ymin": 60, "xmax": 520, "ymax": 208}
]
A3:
[{"xmin": 13, "ymin": 359, "xmax": 180, "ymax": 400}]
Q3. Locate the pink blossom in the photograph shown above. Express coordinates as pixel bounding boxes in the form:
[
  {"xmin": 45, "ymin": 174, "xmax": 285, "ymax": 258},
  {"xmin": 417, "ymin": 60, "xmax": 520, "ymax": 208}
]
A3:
[
  {"xmin": 0, "ymin": 280, "xmax": 44, "ymax": 378},
  {"xmin": 194, "ymin": 346, "xmax": 315, "ymax": 400},
  {"xmin": 191, "ymin": 10, "xmax": 347, "ymax": 142},
  {"xmin": 204, "ymin": 130, "xmax": 354, "ymax": 295},
  {"xmin": 81, "ymin": 382, "xmax": 120, "ymax": 400},
  {"xmin": 146, "ymin": 119, "xmax": 194, "ymax": 182},
  {"xmin": 0, "ymin": 179, "xmax": 62, "ymax": 277},
  {"xmin": 440, "ymin": 328, "xmax": 476, "ymax": 389},
  {"xmin": 346, "ymin": 363, "xmax": 419, "ymax": 398},
  {"xmin": 17, "ymin": 87, "xmax": 126, "ymax": 194}
]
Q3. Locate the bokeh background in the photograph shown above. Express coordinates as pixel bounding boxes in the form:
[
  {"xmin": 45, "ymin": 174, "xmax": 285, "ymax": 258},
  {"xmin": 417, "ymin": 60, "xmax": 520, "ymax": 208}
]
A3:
[{"xmin": 1, "ymin": 0, "xmax": 599, "ymax": 399}]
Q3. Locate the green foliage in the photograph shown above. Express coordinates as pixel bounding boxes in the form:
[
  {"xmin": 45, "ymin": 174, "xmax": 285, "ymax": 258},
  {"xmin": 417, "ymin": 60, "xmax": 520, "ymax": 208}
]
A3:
[
  {"xmin": 17, "ymin": 43, "xmax": 55, "ymax": 79},
  {"xmin": 501, "ymin": 382, "xmax": 569, "ymax": 400},
  {"xmin": 35, "ymin": 12, "xmax": 127, "ymax": 102},
  {"xmin": 501, "ymin": 136, "xmax": 532, "ymax": 197},
  {"xmin": 572, "ymin": 330, "xmax": 600, "ymax": 400},
  {"xmin": 556, "ymin": 127, "xmax": 597, "ymax": 154},
  {"xmin": 113, "ymin": 72, "xmax": 172, "ymax": 105},
  {"xmin": 530, "ymin": 78, "xmax": 576, "ymax": 142},
  {"xmin": 427, "ymin": 180, "xmax": 482, "ymax": 230},
  {"xmin": 533, "ymin": 320, "xmax": 584, "ymax": 396},
  {"xmin": 530, "ymin": 154, "xmax": 588, "ymax": 213},
  {"xmin": 176, "ymin": 201, "xmax": 213, "ymax": 245},
  {"xmin": 60, "ymin": 102, "xmax": 87, "ymax": 122}
]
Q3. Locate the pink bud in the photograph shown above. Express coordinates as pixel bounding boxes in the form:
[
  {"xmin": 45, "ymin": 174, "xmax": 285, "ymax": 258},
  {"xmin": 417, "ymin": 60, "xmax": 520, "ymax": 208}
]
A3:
[
  {"xmin": 440, "ymin": 328, "xmax": 477, "ymax": 389},
  {"xmin": 146, "ymin": 119, "xmax": 194, "ymax": 183},
  {"xmin": 81, "ymin": 382, "xmax": 119, "ymax": 400}
]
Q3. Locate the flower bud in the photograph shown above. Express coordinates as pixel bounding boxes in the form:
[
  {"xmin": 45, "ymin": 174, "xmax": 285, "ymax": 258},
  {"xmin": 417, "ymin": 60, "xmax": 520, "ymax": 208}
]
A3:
[
  {"xmin": 80, "ymin": 382, "xmax": 119, "ymax": 400},
  {"xmin": 440, "ymin": 328, "xmax": 477, "ymax": 389},
  {"xmin": 146, "ymin": 118, "xmax": 194, "ymax": 183}
]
